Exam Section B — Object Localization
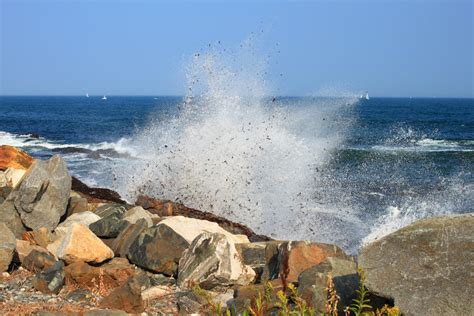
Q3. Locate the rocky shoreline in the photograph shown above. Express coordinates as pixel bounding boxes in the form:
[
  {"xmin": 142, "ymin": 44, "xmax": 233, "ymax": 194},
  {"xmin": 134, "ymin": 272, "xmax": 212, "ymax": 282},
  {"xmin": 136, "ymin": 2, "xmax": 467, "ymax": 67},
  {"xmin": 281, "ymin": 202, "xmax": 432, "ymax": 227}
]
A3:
[{"xmin": 0, "ymin": 145, "xmax": 472, "ymax": 315}]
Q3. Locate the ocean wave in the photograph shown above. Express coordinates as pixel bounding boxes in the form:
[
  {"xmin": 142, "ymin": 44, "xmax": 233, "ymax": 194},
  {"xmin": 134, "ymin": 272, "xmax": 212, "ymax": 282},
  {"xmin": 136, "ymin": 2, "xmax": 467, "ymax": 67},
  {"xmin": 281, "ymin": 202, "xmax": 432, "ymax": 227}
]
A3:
[
  {"xmin": 0, "ymin": 131, "xmax": 137, "ymax": 158},
  {"xmin": 347, "ymin": 138, "xmax": 474, "ymax": 153}
]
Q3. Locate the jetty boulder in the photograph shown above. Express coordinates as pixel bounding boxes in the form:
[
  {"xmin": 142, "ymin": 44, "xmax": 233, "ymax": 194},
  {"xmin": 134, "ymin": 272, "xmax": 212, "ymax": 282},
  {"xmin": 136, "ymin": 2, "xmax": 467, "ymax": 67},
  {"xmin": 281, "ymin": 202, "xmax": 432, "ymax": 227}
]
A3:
[
  {"xmin": 177, "ymin": 232, "xmax": 256, "ymax": 290},
  {"xmin": 55, "ymin": 211, "xmax": 101, "ymax": 237},
  {"xmin": 122, "ymin": 206, "xmax": 153, "ymax": 227},
  {"xmin": 47, "ymin": 223, "xmax": 114, "ymax": 264},
  {"xmin": 277, "ymin": 241, "xmax": 349, "ymax": 283},
  {"xmin": 127, "ymin": 223, "xmax": 189, "ymax": 276},
  {"xmin": 158, "ymin": 215, "xmax": 250, "ymax": 244},
  {"xmin": 9, "ymin": 155, "xmax": 71, "ymax": 231},
  {"xmin": 0, "ymin": 222, "xmax": 16, "ymax": 272},
  {"xmin": 359, "ymin": 214, "xmax": 474, "ymax": 316},
  {"xmin": 0, "ymin": 145, "xmax": 33, "ymax": 170},
  {"xmin": 112, "ymin": 219, "xmax": 149, "ymax": 257},
  {"xmin": 298, "ymin": 257, "xmax": 358, "ymax": 313}
]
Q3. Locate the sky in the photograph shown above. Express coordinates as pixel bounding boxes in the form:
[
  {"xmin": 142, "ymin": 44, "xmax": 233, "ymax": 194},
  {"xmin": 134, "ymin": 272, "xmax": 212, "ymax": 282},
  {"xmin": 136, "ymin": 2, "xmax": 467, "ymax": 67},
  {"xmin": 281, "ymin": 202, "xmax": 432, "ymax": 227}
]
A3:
[{"xmin": 1, "ymin": 0, "xmax": 472, "ymax": 97}]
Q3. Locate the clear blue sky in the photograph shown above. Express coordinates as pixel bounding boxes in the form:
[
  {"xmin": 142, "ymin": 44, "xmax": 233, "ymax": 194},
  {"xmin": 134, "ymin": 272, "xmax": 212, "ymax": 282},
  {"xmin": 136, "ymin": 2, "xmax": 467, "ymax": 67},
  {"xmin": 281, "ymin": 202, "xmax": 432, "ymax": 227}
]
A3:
[{"xmin": 1, "ymin": 0, "xmax": 472, "ymax": 97}]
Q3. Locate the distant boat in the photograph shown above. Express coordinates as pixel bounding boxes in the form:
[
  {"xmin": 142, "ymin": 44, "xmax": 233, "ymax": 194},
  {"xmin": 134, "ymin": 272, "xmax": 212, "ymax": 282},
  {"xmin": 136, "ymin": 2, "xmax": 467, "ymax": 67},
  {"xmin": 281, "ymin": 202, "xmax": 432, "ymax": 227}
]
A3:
[
  {"xmin": 86, "ymin": 93, "xmax": 89, "ymax": 98},
  {"xmin": 102, "ymin": 95, "xmax": 107, "ymax": 100},
  {"xmin": 365, "ymin": 92, "xmax": 369, "ymax": 100}
]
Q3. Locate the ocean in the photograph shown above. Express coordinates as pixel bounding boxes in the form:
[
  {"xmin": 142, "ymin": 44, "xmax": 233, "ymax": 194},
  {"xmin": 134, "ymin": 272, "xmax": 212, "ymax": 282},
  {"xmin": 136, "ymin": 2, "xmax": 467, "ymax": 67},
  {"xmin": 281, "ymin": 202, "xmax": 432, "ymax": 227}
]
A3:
[{"xmin": 0, "ymin": 95, "xmax": 473, "ymax": 253}]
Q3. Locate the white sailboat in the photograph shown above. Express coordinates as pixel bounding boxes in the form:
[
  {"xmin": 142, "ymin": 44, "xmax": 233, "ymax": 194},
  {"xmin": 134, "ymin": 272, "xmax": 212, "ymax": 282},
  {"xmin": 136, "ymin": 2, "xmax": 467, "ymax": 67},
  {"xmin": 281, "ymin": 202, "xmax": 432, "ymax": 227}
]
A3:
[
  {"xmin": 86, "ymin": 93, "xmax": 89, "ymax": 98},
  {"xmin": 102, "ymin": 95, "xmax": 107, "ymax": 100},
  {"xmin": 365, "ymin": 92, "xmax": 369, "ymax": 100}
]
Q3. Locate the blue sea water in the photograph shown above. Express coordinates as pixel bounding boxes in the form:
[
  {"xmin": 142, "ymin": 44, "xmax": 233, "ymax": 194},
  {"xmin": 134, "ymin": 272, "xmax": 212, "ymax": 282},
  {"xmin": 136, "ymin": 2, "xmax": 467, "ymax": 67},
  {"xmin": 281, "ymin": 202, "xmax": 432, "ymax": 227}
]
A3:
[{"xmin": 0, "ymin": 96, "xmax": 473, "ymax": 251}]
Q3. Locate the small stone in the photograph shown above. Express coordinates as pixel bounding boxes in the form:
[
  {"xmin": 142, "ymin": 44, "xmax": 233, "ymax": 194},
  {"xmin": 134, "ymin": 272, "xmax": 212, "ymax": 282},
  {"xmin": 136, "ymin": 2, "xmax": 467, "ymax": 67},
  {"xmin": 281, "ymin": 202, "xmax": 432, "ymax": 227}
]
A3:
[
  {"xmin": 100, "ymin": 275, "xmax": 145, "ymax": 313},
  {"xmin": 32, "ymin": 261, "xmax": 65, "ymax": 294}
]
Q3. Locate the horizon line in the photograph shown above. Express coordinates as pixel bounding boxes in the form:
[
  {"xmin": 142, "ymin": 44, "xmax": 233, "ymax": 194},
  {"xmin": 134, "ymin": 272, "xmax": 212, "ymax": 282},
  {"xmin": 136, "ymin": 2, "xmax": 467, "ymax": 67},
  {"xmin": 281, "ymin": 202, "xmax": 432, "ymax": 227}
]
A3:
[{"xmin": 1, "ymin": 95, "xmax": 473, "ymax": 99}]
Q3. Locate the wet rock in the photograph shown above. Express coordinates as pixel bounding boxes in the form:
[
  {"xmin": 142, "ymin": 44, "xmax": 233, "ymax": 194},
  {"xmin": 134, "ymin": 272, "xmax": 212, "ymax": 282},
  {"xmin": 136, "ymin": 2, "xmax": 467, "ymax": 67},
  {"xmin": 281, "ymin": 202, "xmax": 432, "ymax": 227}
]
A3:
[
  {"xmin": 71, "ymin": 176, "xmax": 125, "ymax": 204},
  {"xmin": 177, "ymin": 232, "xmax": 256, "ymax": 290},
  {"xmin": 64, "ymin": 258, "xmax": 134, "ymax": 289},
  {"xmin": 32, "ymin": 261, "xmax": 65, "ymax": 294},
  {"xmin": 159, "ymin": 215, "xmax": 250, "ymax": 244},
  {"xmin": 136, "ymin": 195, "xmax": 271, "ymax": 242},
  {"xmin": 100, "ymin": 275, "xmax": 146, "ymax": 313},
  {"xmin": 122, "ymin": 206, "xmax": 153, "ymax": 227},
  {"xmin": 111, "ymin": 218, "xmax": 148, "ymax": 257},
  {"xmin": 277, "ymin": 241, "xmax": 349, "ymax": 283},
  {"xmin": 47, "ymin": 223, "xmax": 114, "ymax": 264},
  {"xmin": 0, "ymin": 200, "xmax": 26, "ymax": 238},
  {"xmin": 0, "ymin": 145, "xmax": 33, "ymax": 170},
  {"xmin": 23, "ymin": 249, "xmax": 57, "ymax": 272},
  {"xmin": 298, "ymin": 257, "xmax": 358, "ymax": 313},
  {"xmin": 127, "ymin": 223, "xmax": 189, "ymax": 276},
  {"xmin": 66, "ymin": 196, "xmax": 89, "ymax": 216},
  {"xmin": 55, "ymin": 211, "xmax": 101, "ymax": 237},
  {"xmin": 359, "ymin": 214, "xmax": 474, "ymax": 316},
  {"xmin": 0, "ymin": 222, "xmax": 16, "ymax": 271},
  {"xmin": 10, "ymin": 155, "xmax": 71, "ymax": 231}
]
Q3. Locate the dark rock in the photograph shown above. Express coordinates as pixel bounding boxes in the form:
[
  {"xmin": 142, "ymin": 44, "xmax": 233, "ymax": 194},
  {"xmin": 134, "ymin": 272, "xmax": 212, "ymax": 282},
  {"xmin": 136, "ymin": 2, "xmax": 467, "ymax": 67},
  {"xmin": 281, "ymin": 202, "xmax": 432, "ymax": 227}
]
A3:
[
  {"xmin": 71, "ymin": 176, "xmax": 125, "ymax": 204},
  {"xmin": 298, "ymin": 257, "xmax": 358, "ymax": 313},
  {"xmin": 100, "ymin": 275, "xmax": 146, "ymax": 313},
  {"xmin": 127, "ymin": 224, "xmax": 189, "ymax": 276},
  {"xmin": 111, "ymin": 218, "xmax": 148, "ymax": 257},
  {"xmin": 32, "ymin": 261, "xmax": 65, "ymax": 294},
  {"xmin": 89, "ymin": 213, "xmax": 128, "ymax": 238},
  {"xmin": 359, "ymin": 214, "xmax": 474, "ymax": 316},
  {"xmin": 22, "ymin": 249, "xmax": 57, "ymax": 272},
  {"xmin": 236, "ymin": 241, "xmax": 282, "ymax": 283},
  {"xmin": 277, "ymin": 241, "xmax": 349, "ymax": 283},
  {"xmin": 0, "ymin": 222, "xmax": 16, "ymax": 271},
  {"xmin": 0, "ymin": 200, "xmax": 26, "ymax": 238},
  {"xmin": 135, "ymin": 194, "xmax": 271, "ymax": 242},
  {"xmin": 10, "ymin": 155, "xmax": 71, "ymax": 230}
]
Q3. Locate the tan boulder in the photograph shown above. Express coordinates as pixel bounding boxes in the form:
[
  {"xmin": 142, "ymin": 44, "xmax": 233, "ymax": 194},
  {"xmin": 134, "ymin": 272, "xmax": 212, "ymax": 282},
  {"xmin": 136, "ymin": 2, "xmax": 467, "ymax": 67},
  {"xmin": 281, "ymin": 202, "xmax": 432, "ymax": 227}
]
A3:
[
  {"xmin": 122, "ymin": 206, "xmax": 153, "ymax": 227},
  {"xmin": 4, "ymin": 168, "xmax": 26, "ymax": 188},
  {"xmin": 159, "ymin": 215, "xmax": 249, "ymax": 244},
  {"xmin": 47, "ymin": 223, "xmax": 114, "ymax": 264}
]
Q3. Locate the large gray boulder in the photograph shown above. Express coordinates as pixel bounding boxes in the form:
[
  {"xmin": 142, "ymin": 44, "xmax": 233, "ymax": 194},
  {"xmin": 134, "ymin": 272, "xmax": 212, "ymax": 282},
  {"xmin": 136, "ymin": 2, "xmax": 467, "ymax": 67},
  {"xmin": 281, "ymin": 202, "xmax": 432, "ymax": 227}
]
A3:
[
  {"xmin": 177, "ymin": 232, "xmax": 256, "ymax": 290},
  {"xmin": 0, "ymin": 222, "xmax": 16, "ymax": 271},
  {"xmin": 359, "ymin": 213, "xmax": 474, "ymax": 316},
  {"xmin": 9, "ymin": 156, "xmax": 71, "ymax": 231},
  {"xmin": 0, "ymin": 200, "xmax": 26, "ymax": 238}
]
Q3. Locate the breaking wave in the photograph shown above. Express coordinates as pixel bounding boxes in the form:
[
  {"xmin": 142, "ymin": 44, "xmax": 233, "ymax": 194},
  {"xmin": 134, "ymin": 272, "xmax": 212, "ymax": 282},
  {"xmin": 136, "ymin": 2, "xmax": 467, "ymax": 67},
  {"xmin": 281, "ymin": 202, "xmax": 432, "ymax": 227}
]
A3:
[{"xmin": 111, "ymin": 42, "xmax": 364, "ymax": 250}]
